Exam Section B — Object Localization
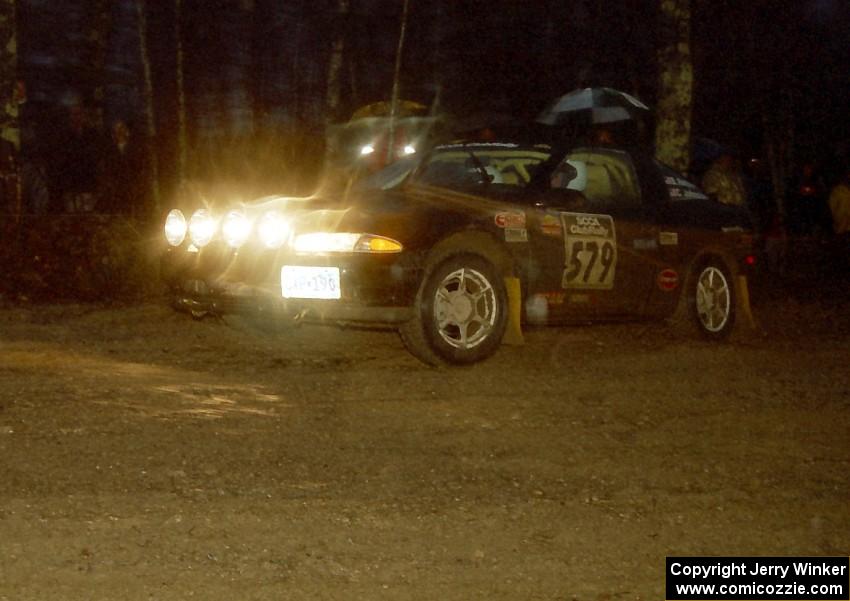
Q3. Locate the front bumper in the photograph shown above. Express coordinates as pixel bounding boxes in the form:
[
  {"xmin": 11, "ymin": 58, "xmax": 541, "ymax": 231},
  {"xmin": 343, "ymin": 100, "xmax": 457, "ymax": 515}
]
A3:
[{"xmin": 161, "ymin": 243, "xmax": 420, "ymax": 325}]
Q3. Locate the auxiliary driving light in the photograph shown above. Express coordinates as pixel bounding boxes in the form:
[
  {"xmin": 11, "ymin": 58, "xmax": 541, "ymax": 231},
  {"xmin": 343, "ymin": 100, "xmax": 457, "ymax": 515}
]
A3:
[
  {"xmin": 188, "ymin": 209, "xmax": 216, "ymax": 248},
  {"xmin": 222, "ymin": 210, "xmax": 251, "ymax": 248},
  {"xmin": 164, "ymin": 209, "xmax": 187, "ymax": 246},
  {"xmin": 258, "ymin": 211, "xmax": 290, "ymax": 249}
]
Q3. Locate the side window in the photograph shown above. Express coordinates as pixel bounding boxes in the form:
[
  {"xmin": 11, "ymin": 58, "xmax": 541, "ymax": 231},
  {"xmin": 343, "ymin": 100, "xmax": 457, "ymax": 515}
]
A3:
[
  {"xmin": 551, "ymin": 149, "xmax": 641, "ymax": 206},
  {"xmin": 418, "ymin": 148, "xmax": 549, "ymax": 188},
  {"xmin": 656, "ymin": 162, "xmax": 709, "ymax": 202}
]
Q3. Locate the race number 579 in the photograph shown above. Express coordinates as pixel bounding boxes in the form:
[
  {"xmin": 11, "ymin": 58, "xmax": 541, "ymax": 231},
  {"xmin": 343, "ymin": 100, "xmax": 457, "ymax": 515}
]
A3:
[
  {"xmin": 563, "ymin": 239, "xmax": 616, "ymax": 286},
  {"xmin": 560, "ymin": 213, "xmax": 617, "ymax": 290}
]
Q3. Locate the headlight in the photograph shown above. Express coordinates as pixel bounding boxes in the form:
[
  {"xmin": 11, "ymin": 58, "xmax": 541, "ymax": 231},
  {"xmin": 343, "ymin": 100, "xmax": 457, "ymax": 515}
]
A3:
[
  {"xmin": 402, "ymin": 144, "xmax": 416, "ymax": 155},
  {"xmin": 164, "ymin": 209, "xmax": 187, "ymax": 246},
  {"xmin": 360, "ymin": 143, "xmax": 375, "ymax": 156},
  {"xmin": 293, "ymin": 232, "xmax": 402, "ymax": 254},
  {"xmin": 188, "ymin": 209, "xmax": 216, "ymax": 247},
  {"xmin": 257, "ymin": 211, "xmax": 290, "ymax": 249},
  {"xmin": 222, "ymin": 210, "xmax": 251, "ymax": 248}
]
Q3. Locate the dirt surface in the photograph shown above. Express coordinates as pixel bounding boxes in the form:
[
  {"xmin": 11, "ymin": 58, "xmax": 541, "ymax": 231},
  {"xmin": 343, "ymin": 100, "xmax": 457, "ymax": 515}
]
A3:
[{"xmin": 1, "ymin": 288, "xmax": 848, "ymax": 600}]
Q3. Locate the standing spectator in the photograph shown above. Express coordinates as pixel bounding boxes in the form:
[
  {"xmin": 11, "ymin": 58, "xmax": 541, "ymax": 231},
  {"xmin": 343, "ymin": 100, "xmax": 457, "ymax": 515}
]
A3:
[
  {"xmin": 98, "ymin": 119, "xmax": 149, "ymax": 215},
  {"xmin": 828, "ymin": 166, "xmax": 850, "ymax": 272},
  {"xmin": 762, "ymin": 211, "xmax": 788, "ymax": 277},
  {"xmin": 702, "ymin": 152, "xmax": 747, "ymax": 206},
  {"xmin": 743, "ymin": 157, "xmax": 774, "ymax": 232},
  {"xmin": 50, "ymin": 101, "xmax": 103, "ymax": 212},
  {"xmin": 829, "ymin": 167, "xmax": 850, "ymax": 234},
  {"xmin": 786, "ymin": 162, "xmax": 829, "ymax": 237},
  {"xmin": 1, "ymin": 79, "xmax": 25, "ymax": 153},
  {"xmin": 0, "ymin": 80, "xmax": 25, "ymax": 213},
  {"xmin": 744, "ymin": 157, "xmax": 784, "ymax": 275}
]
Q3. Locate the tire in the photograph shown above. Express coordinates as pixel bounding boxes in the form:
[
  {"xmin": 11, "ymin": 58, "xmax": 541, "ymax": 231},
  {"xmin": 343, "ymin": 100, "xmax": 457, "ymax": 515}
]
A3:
[
  {"xmin": 399, "ymin": 254, "xmax": 508, "ymax": 365},
  {"xmin": 689, "ymin": 259, "xmax": 736, "ymax": 340}
]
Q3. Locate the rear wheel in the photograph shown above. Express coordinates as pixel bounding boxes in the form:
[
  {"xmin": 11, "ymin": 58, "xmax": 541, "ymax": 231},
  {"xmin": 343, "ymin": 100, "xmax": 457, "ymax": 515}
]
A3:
[
  {"xmin": 400, "ymin": 254, "xmax": 507, "ymax": 365},
  {"xmin": 690, "ymin": 260, "xmax": 736, "ymax": 339}
]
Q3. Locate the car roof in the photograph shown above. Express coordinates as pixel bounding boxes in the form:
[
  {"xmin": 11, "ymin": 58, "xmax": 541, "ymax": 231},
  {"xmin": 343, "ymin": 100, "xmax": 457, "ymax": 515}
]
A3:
[{"xmin": 432, "ymin": 141, "xmax": 552, "ymax": 153}]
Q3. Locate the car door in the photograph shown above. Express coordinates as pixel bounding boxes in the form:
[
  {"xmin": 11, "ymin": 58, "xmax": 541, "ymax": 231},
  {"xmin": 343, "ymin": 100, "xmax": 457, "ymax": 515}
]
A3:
[{"xmin": 526, "ymin": 146, "xmax": 662, "ymax": 323}]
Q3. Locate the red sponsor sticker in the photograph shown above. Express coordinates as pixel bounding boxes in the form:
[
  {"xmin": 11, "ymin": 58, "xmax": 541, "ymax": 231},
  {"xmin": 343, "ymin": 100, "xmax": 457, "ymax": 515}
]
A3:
[
  {"xmin": 541, "ymin": 291, "xmax": 566, "ymax": 305},
  {"xmin": 657, "ymin": 268, "xmax": 679, "ymax": 291},
  {"xmin": 495, "ymin": 211, "xmax": 526, "ymax": 229}
]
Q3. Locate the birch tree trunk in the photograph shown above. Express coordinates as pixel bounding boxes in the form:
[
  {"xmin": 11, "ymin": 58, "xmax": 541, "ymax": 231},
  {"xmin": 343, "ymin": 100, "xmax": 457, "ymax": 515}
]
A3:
[
  {"xmin": 0, "ymin": 0, "xmax": 19, "ymax": 153},
  {"xmin": 175, "ymin": 0, "xmax": 187, "ymax": 183},
  {"xmin": 324, "ymin": 0, "xmax": 349, "ymax": 167},
  {"xmin": 229, "ymin": 0, "xmax": 254, "ymax": 136},
  {"xmin": 430, "ymin": 0, "xmax": 445, "ymax": 112},
  {"xmin": 387, "ymin": 0, "xmax": 410, "ymax": 164},
  {"xmin": 763, "ymin": 89, "xmax": 794, "ymax": 215},
  {"xmin": 654, "ymin": 0, "xmax": 693, "ymax": 173},
  {"xmin": 0, "ymin": 0, "xmax": 21, "ymax": 217},
  {"xmin": 135, "ymin": 0, "xmax": 160, "ymax": 217},
  {"xmin": 86, "ymin": 0, "xmax": 113, "ymax": 127}
]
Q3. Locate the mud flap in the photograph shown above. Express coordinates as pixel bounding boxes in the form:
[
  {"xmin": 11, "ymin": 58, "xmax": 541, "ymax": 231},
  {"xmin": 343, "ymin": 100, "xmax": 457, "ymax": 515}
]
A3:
[
  {"xmin": 736, "ymin": 275, "xmax": 758, "ymax": 331},
  {"xmin": 502, "ymin": 276, "xmax": 524, "ymax": 346}
]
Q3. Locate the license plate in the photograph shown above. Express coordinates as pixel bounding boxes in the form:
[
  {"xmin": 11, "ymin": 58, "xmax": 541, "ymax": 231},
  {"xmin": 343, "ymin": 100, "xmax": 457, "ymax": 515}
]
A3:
[{"xmin": 281, "ymin": 266, "xmax": 341, "ymax": 300}]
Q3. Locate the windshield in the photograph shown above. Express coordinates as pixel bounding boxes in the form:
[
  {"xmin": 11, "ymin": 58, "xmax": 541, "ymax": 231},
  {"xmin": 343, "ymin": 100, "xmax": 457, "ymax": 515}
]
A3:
[
  {"xmin": 355, "ymin": 155, "xmax": 420, "ymax": 191},
  {"xmin": 413, "ymin": 143, "xmax": 550, "ymax": 189}
]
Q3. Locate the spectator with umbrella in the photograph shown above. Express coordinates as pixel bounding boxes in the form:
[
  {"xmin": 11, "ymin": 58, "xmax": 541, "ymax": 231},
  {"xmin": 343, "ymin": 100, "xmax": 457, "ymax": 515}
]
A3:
[{"xmin": 536, "ymin": 87, "xmax": 651, "ymax": 146}]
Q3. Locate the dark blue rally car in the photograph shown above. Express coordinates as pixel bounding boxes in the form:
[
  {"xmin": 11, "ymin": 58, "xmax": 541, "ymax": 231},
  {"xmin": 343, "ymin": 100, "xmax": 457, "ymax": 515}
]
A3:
[{"xmin": 160, "ymin": 138, "xmax": 754, "ymax": 365}]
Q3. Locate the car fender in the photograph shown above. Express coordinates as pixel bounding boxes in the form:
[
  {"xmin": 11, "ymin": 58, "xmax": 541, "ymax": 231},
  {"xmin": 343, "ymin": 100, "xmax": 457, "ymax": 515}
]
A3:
[
  {"xmin": 676, "ymin": 245, "xmax": 744, "ymax": 311},
  {"xmin": 424, "ymin": 229, "xmax": 518, "ymax": 280},
  {"xmin": 687, "ymin": 245, "xmax": 742, "ymax": 280}
]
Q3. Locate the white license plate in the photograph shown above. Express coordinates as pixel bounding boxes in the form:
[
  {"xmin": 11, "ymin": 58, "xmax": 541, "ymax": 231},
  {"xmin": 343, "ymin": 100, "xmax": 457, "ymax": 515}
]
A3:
[{"xmin": 281, "ymin": 266, "xmax": 341, "ymax": 300}]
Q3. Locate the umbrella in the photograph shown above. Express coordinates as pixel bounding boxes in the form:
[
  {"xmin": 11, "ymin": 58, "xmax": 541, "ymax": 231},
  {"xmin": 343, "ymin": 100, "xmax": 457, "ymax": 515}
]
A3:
[{"xmin": 536, "ymin": 87, "xmax": 650, "ymax": 126}]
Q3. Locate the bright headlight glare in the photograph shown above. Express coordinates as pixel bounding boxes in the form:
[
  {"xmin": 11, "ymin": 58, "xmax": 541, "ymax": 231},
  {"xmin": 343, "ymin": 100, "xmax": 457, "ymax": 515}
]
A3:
[
  {"xmin": 294, "ymin": 233, "xmax": 360, "ymax": 253},
  {"xmin": 360, "ymin": 144, "xmax": 375, "ymax": 156},
  {"xmin": 258, "ymin": 211, "xmax": 289, "ymax": 249},
  {"xmin": 293, "ymin": 233, "xmax": 402, "ymax": 254},
  {"xmin": 188, "ymin": 209, "xmax": 216, "ymax": 247},
  {"xmin": 402, "ymin": 144, "xmax": 416, "ymax": 155},
  {"xmin": 164, "ymin": 209, "xmax": 187, "ymax": 246},
  {"xmin": 222, "ymin": 210, "xmax": 251, "ymax": 248}
]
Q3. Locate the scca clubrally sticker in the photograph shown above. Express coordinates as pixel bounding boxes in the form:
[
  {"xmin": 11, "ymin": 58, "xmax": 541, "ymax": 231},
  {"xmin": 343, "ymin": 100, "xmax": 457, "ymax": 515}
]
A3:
[{"xmin": 560, "ymin": 212, "xmax": 617, "ymax": 290}]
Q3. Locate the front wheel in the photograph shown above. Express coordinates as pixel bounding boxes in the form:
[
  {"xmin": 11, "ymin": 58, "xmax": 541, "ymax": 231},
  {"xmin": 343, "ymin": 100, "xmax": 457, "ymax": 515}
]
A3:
[
  {"xmin": 400, "ymin": 254, "xmax": 507, "ymax": 365},
  {"xmin": 690, "ymin": 260, "xmax": 736, "ymax": 339}
]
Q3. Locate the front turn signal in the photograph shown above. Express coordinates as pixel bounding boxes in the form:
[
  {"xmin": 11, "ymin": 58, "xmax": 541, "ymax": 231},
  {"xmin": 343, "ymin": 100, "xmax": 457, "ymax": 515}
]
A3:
[{"xmin": 354, "ymin": 235, "xmax": 403, "ymax": 253}]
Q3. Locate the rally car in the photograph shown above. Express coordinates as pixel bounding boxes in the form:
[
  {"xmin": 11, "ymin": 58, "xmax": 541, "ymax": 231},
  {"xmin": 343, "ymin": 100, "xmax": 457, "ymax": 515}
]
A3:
[{"xmin": 160, "ymin": 139, "xmax": 755, "ymax": 365}]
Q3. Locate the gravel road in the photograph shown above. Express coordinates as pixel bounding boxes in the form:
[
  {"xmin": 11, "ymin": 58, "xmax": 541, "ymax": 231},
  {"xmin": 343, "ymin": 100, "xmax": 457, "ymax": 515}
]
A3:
[{"xmin": 1, "ymin": 291, "xmax": 848, "ymax": 600}]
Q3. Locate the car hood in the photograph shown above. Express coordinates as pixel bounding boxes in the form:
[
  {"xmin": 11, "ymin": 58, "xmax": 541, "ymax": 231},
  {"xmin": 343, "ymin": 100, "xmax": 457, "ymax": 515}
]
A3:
[{"xmin": 289, "ymin": 184, "xmax": 520, "ymax": 248}]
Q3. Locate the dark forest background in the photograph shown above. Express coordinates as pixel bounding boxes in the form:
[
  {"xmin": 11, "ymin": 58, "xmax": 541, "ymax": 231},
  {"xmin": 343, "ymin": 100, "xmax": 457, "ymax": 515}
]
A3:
[
  {"xmin": 11, "ymin": 0, "xmax": 850, "ymax": 208},
  {"xmin": 1, "ymin": 0, "xmax": 848, "ymax": 302}
]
